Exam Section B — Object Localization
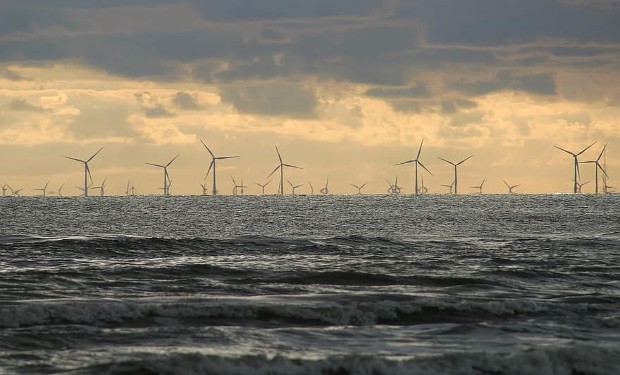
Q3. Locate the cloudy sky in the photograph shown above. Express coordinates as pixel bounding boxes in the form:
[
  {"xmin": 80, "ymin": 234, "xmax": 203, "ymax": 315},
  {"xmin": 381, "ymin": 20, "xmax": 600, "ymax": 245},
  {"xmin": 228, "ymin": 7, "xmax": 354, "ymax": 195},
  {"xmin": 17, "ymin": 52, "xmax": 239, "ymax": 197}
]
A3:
[{"xmin": 1, "ymin": 0, "xmax": 619, "ymax": 195}]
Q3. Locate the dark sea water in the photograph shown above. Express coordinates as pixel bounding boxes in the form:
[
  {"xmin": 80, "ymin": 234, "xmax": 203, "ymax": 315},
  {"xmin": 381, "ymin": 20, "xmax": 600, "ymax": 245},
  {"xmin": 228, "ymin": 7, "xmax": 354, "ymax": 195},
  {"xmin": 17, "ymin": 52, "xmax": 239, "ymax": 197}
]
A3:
[{"xmin": 0, "ymin": 194, "xmax": 619, "ymax": 374}]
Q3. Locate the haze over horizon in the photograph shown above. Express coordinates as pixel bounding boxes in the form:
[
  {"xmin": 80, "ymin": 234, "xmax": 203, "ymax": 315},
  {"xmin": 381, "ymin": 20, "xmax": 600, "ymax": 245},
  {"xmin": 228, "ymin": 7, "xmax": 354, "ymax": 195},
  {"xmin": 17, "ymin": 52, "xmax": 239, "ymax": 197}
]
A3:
[{"xmin": 1, "ymin": 0, "xmax": 619, "ymax": 195}]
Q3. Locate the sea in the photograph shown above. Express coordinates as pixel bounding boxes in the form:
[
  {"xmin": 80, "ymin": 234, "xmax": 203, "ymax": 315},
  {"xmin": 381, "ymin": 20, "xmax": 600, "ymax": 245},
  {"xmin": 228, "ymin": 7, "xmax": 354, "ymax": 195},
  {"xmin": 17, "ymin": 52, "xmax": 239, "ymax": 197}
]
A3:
[{"xmin": 0, "ymin": 194, "xmax": 619, "ymax": 375}]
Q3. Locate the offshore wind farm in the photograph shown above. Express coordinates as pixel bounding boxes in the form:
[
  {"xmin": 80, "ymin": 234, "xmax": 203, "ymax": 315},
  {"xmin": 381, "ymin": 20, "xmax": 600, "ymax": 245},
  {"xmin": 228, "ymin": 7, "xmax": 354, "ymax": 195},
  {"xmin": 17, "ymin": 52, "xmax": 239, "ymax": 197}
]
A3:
[{"xmin": 1, "ymin": 1, "xmax": 619, "ymax": 374}]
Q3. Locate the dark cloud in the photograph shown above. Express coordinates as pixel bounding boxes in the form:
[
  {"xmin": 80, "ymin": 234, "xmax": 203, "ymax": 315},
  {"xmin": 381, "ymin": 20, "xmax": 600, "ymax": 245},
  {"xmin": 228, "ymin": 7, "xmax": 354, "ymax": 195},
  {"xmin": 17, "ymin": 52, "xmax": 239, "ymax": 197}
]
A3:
[
  {"xmin": 441, "ymin": 98, "xmax": 478, "ymax": 114},
  {"xmin": 220, "ymin": 85, "xmax": 318, "ymax": 118},
  {"xmin": 450, "ymin": 72, "xmax": 556, "ymax": 96},
  {"xmin": 135, "ymin": 92, "xmax": 176, "ymax": 118},
  {"xmin": 7, "ymin": 99, "xmax": 48, "ymax": 113},
  {"xmin": 3, "ymin": 69, "xmax": 30, "ymax": 81},
  {"xmin": 365, "ymin": 83, "xmax": 431, "ymax": 99},
  {"xmin": 173, "ymin": 92, "xmax": 202, "ymax": 110}
]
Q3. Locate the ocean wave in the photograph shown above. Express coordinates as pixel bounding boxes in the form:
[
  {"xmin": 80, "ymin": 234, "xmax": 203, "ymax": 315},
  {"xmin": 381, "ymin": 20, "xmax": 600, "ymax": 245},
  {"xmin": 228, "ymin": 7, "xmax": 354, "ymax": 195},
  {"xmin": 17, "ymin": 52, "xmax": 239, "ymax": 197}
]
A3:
[
  {"xmin": 0, "ymin": 296, "xmax": 609, "ymax": 329},
  {"xmin": 69, "ymin": 345, "xmax": 620, "ymax": 375}
]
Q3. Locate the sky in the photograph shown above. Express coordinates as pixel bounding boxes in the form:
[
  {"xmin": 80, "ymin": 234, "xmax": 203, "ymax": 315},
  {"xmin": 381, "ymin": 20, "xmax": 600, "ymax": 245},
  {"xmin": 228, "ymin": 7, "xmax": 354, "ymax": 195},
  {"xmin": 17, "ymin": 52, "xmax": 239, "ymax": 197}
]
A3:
[{"xmin": 0, "ymin": 0, "xmax": 619, "ymax": 196}]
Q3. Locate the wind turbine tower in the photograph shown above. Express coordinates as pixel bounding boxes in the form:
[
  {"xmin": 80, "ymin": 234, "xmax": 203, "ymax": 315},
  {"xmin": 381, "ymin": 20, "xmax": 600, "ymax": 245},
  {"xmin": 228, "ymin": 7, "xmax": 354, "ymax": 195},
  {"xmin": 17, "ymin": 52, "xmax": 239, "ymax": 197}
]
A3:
[
  {"xmin": 438, "ymin": 155, "xmax": 473, "ymax": 195},
  {"xmin": 396, "ymin": 139, "xmax": 432, "ymax": 195},
  {"xmin": 554, "ymin": 142, "xmax": 595, "ymax": 193},
  {"xmin": 470, "ymin": 178, "xmax": 486, "ymax": 194},
  {"xmin": 63, "ymin": 148, "xmax": 103, "ymax": 197},
  {"xmin": 146, "ymin": 154, "xmax": 179, "ymax": 196},
  {"xmin": 201, "ymin": 139, "xmax": 238, "ymax": 196},
  {"xmin": 254, "ymin": 180, "xmax": 271, "ymax": 195},
  {"xmin": 268, "ymin": 146, "xmax": 302, "ymax": 195}
]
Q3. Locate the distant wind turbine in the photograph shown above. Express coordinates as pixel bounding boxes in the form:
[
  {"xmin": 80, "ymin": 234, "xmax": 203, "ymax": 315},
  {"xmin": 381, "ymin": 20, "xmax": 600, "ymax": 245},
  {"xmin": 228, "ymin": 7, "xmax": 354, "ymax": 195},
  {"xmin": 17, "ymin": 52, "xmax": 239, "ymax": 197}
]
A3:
[
  {"xmin": 254, "ymin": 180, "xmax": 271, "ymax": 195},
  {"xmin": 146, "ymin": 154, "xmax": 179, "ymax": 196},
  {"xmin": 350, "ymin": 182, "xmax": 367, "ymax": 195},
  {"xmin": 470, "ymin": 178, "xmax": 486, "ymax": 194},
  {"xmin": 63, "ymin": 147, "xmax": 103, "ymax": 197},
  {"xmin": 268, "ymin": 146, "xmax": 302, "ymax": 195},
  {"xmin": 34, "ymin": 180, "xmax": 50, "ymax": 197},
  {"xmin": 58, "ymin": 183, "xmax": 65, "ymax": 197},
  {"xmin": 308, "ymin": 181, "xmax": 314, "ymax": 194},
  {"xmin": 287, "ymin": 180, "xmax": 303, "ymax": 195},
  {"xmin": 580, "ymin": 143, "xmax": 608, "ymax": 194},
  {"xmin": 387, "ymin": 177, "xmax": 402, "ymax": 195},
  {"xmin": 2, "ymin": 183, "xmax": 8, "ymax": 196},
  {"xmin": 231, "ymin": 176, "xmax": 246, "ymax": 195},
  {"xmin": 438, "ymin": 155, "xmax": 473, "ymax": 195},
  {"xmin": 200, "ymin": 182, "xmax": 209, "ymax": 196},
  {"xmin": 554, "ymin": 142, "xmax": 596, "ymax": 193},
  {"xmin": 503, "ymin": 180, "xmax": 520, "ymax": 194},
  {"xmin": 320, "ymin": 178, "xmax": 329, "ymax": 194},
  {"xmin": 419, "ymin": 175, "xmax": 428, "ymax": 194},
  {"xmin": 396, "ymin": 139, "xmax": 432, "ymax": 195},
  {"xmin": 201, "ymin": 139, "xmax": 238, "ymax": 196},
  {"xmin": 8, "ymin": 185, "xmax": 23, "ymax": 197},
  {"xmin": 93, "ymin": 178, "xmax": 107, "ymax": 196},
  {"xmin": 441, "ymin": 180, "xmax": 455, "ymax": 194}
]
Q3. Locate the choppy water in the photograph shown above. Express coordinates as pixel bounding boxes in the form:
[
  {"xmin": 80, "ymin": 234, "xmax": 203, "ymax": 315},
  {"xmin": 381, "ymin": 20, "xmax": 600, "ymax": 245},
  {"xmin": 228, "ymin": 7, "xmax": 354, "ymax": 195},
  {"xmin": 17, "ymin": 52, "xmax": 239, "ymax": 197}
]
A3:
[{"xmin": 1, "ymin": 194, "xmax": 619, "ymax": 374}]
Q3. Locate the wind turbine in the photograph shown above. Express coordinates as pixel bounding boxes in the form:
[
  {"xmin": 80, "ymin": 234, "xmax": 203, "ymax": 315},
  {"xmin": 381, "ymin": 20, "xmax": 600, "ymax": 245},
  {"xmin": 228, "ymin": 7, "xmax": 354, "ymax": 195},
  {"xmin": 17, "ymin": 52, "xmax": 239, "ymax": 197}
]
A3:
[
  {"xmin": 287, "ymin": 180, "xmax": 303, "ymax": 195},
  {"xmin": 441, "ymin": 180, "xmax": 455, "ymax": 194},
  {"xmin": 386, "ymin": 177, "xmax": 402, "ymax": 195},
  {"xmin": 75, "ymin": 183, "xmax": 92, "ymax": 196},
  {"xmin": 419, "ymin": 175, "xmax": 428, "ymax": 194},
  {"xmin": 470, "ymin": 178, "xmax": 486, "ymax": 194},
  {"xmin": 231, "ymin": 176, "xmax": 246, "ymax": 195},
  {"xmin": 1, "ymin": 183, "xmax": 8, "ymax": 196},
  {"xmin": 268, "ymin": 146, "xmax": 302, "ymax": 195},
  {"xmin": 320, "ymin": 178, "xmax": 329, "ymax": 194},
  {"xmin": 93, "ymin": 178, "xmax": 107, "ymax": 196},
  {"xmin": 574, "ymin": 180, "xmax": 590, "ymax": 194},
  {"xmin": 63, "ymin": 147, "xmax": 103, "ymax": 197},
  {"xmin": 554, "ymin": 142, "xmax": 596, "ymax": 193},
  {"xmin": 308, "ymin": 181, "xmax": 314, "ymax": 194},
  {"xmin": 34, "ymin": 180, "xmax": 50, "ymax": 197},
  {"xmin": 503, "ymin": 180, "xmax": 520, "ymax": 194},
  {"xmin": 200, "ymin": 182, "xmax": 209, "ymax": 195},
  {"xmin": 580, "ymin": 143, "xmax": 608, "ymax": 194},
  {"xmin": 201, "ymin": 139, "xmax": 238, "ymax": 196},
  {"xmin": 58, "ymin": 183, "xmax": 65, "ymax": 197},
  {"xmin": 8, "ymin": 185, "xmax": 23, "ymax": 197},
  {"xmin": 396, "ymin": 139, "xmax": 433, "ymax": 195},
  {"xmin": 438, "ymin": 155, "xmax": 473, "ymax": 195},
  {"xmin": 146, "ymin": 154, "xmax": 179, "ymax": 196},
  {"xmin": 350, "ymin": 182, "xmax": 367, "ymax": 195},
  {"xmin": 254, "ymin": 180, "xmax": 271, "ymax": 195}
]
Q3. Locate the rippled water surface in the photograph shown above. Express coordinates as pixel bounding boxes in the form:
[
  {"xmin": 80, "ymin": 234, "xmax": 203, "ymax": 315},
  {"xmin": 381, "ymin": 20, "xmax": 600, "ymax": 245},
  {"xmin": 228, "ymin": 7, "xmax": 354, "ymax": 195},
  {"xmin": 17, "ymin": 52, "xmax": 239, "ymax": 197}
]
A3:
[{"xmin": 1, "ymin": 195, "xmax": 619, "ymax": 374}]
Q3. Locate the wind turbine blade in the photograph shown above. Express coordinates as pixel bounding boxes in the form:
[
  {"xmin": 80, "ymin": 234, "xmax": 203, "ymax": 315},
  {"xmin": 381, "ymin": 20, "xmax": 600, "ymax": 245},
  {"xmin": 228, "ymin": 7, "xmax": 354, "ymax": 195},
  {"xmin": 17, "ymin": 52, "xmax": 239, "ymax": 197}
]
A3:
[
  {"xmin": 64, "ymin": 156, "xmax": 85, "ymax": 163},
  {"xmin": 457, "ymin": 155, "xmax": 473, "ymax": 165},
  {"xmin": 200, "ymin": 139, "xmax": 215, "ymax": 158},
  {"xmin": 146, "ymin": 163, "xmax": 165, "ymax": 168},
  {"xmin": 395, "ymin": 160, "xmax": 414, "ymax": 166},
  {"xmin": 418, "ymin": 161, "xmax": 433, "ymax": 175},
  {"xmin": 267, "ymin": 165, "xmax": 281, "ymax": 178},
  {"xmin": 503, "ymin": 180, "xmax": 509, "ymax": 188},
  {"xmin": 481, "ymin": 178, "xmax": 486, "ymax": 187},
  {"xmin": 86, "ymin": 165, "xmax": 93, "ymax": 183},
  {"xmin": 577, "ymin": 142, "xmax": 596, "ymax": 156},
  {"xmin": 275, "ymin": 145, "xmax": 283, "ymax": 164},
  {"xmin": 598, "ymin": 163, "xmax": 609, "ymax": 178},
  {"xmin": 265, "ymin": 180, "xmax": 272, "ymax": 186},
  {"xmin": 554, "ymin": 145, "xmax": 575, "ymax": 156},
  {"xmin": 231, "ymin": 176, "xmax": 237, "ymax": 185},
  {"xmin": 205, "ymin": 160, "xmax": 214, "ymax": 179},
  {"xmin": 87, "ymin": 147, "xmax": 103, "ymax": 162},
  {"xmin": 166, "ymin": 153, "xmax": 180, "ymax": 167},
  {"xmin": 360, "ymin": 182, "xmax": 367, "ymax": 189},
  {"xmin": 287, "ymin": 179, "xmax": 294, "ymax": 188},
  {"xmin": 596, "ymin": 143, "xmax": 607, "ymax": 161},
  {"xmin": 254, "ymin": 182, "xmax": 262, "ymax": 187},
  {"xmin": 350, "ymin": 183, "xmax": 359, "ymax": 189},
  {"xmin": 44, "ymin": 180, "xmax": 50, "ymax": 189},
  {"xmin": 437, "ymin": 157, "xmax": 455, "ymax": 166},
  {"xmin": 216, "ymin": 156, "xmax": 239, "ymax": 160},
  {"xmin": 283, "ymin": 164, "xmax": 303, "ymax": 169},
  {"xmin": 416, "ymin": 139, "xmax": 424, "ymax": 159}
]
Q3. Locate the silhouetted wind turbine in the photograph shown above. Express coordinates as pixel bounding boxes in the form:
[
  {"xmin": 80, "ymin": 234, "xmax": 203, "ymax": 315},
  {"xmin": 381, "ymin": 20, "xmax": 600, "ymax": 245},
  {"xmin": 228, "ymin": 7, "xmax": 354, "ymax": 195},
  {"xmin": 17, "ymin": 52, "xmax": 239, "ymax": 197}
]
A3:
[
  {"xmin": 470, "ymin": 178, "xmax": 486, "ymax": 194},
  {"xmin": 574, "ymin": 180, "xmax": 590, "ymax": 194},
  {"xmin": 320, "ymin": 178, "xmax": 329, "ymax": 194},
  {"xmin": 200, "ymin": 182, "xmax": 209, "ymax": 195},
  {"xmin": 58, "ymin": 183, "xmax": 64, "ymax": 197},
  {"xmin": 34, "ymin": 180, "xmax": 50, "ymax": 197},
  {"xmin": 201, "ymin": 139, "xmax": 238, "ymax": 196},
  {"xmin": 503, "ymin": 180, "xmax": 519, "ymax": 194},
  {"xmin": 438, "ymin": 155, "xmax": 473, "ymax": 195},
  {"xmin": 231, "ymin": 176, "xmax": 246, "ymax": 195},
  {"xmin": 8, "ymin": 185, "xmax": 23, "ymax": 197},
  {"xmin": 554, "ymin": 142, "xmax": 595, "ymax": 193},
  {"xmin": 254, "ymin": 180, "xmax": 271, "ymax": 195},
  {"xmin": 146, "ymin": 154, "xmax": 179, "ymax": 196},
  {"xmin": 419, "ymin": 175, "xmax": 428, "ymax": 194},
  {"xmin": 287, "ymin": 180, "xmax": 303, "ymax": 195},
  {"xmin": 268, "ymin": 146, "xmax": 302, "ymax": 195},
  {"xmin": 63, "ymin": 147, "xmax": 103, "ymax": 197},
  {"xmin": 94, "ymin": 178, "xmax": 107, "ymax": 196},
  {"xmin": 387, "ymin": 177, "xmax": 402, "ymax": 195},
  {"xmin": 350, "ymin": 182, "xmax": 367, "ymax": 195},
  {"xmin": 308, "ymin": 181, "xmax": 314, "ymax": 194},
  {"xmin": 396, "ymin": 139, "xmax": 432, "ymax": 195},
  {"xmin": 580, "ymin": 143, "xmax": 608, "ymax": 194},
  {"xmin": 441, "ymin": 180, "xmax": 455, "ymax": 194},
  {"xmin": 2, "ymin": 183, "xmax": 8, "ymax": 196}
]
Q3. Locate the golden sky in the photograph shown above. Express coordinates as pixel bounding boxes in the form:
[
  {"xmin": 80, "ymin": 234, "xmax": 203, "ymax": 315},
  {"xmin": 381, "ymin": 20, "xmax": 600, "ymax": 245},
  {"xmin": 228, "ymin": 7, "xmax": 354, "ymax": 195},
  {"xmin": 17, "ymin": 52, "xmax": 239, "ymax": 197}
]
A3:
[{"xmin": 0, "ymin": 0, "xmax": 619, "ymax": 195}]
